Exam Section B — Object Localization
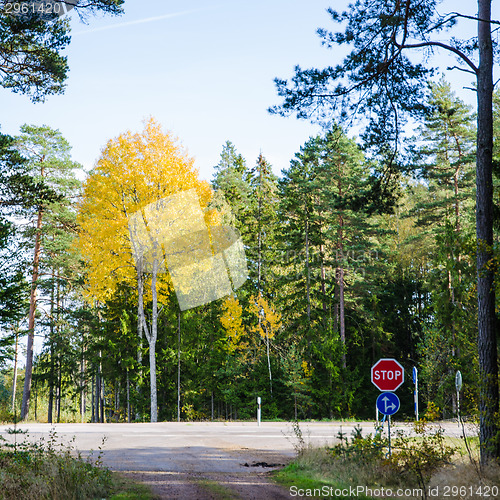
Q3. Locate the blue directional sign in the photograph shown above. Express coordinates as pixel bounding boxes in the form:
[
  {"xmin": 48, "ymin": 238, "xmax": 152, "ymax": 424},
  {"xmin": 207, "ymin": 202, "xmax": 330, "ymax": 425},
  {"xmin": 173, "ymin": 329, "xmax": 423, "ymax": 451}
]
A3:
[{"xmin": 376, "ymin": 392, "xmax": 400, "ymax": 416}]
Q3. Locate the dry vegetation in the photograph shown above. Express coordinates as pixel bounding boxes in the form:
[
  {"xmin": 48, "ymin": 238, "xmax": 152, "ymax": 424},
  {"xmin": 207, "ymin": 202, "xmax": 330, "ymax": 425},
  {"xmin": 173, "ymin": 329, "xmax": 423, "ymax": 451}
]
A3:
[
  {"xmin": 0, "ymin": 427, "xmax": 113, "ymax": 500},
  {"xmin": 277, "ymin": 418, "xmax": 500, "ymax": 500}
]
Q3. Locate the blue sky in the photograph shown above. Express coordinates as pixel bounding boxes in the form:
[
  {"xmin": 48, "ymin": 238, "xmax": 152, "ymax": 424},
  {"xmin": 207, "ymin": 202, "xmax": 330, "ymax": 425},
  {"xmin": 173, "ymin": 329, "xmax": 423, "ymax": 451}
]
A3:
[
  {"xmin": 0, "ymin": 0, "xmax": 490, "ymax": 182},
  {"xmin": 0, "ymin": 0, "xmax": 342, "ymax": 180}
]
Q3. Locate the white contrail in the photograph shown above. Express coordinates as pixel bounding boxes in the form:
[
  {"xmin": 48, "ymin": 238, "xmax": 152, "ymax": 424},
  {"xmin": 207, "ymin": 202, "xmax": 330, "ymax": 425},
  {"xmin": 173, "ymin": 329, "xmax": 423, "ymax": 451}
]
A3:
[{"xmin": 73, "ymin": 9, "xmax": 203, "ymax": 35}]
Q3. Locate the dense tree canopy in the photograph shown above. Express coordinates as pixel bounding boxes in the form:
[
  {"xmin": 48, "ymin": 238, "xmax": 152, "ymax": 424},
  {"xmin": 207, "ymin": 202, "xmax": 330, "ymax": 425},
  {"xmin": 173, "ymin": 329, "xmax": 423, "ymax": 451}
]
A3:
[
  {"xmin": 0, "ymin": 0, "xmax": 499, "ymax": 473},
  {"xmin": 0, "ymin": 107, "xmax": 493, "ymax": 434},
  {"xmin": 271, "ymin": 0, "xmax": 499, "ymax": 464}
]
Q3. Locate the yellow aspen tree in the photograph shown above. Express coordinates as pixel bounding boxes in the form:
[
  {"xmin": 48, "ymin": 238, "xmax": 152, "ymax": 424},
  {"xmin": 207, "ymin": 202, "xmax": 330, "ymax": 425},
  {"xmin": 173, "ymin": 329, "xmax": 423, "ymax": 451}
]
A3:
[
  {"xmin": 220, "ymin": 295, "xmax": 245, "ymax": 354},
  {"xmin": 249, "ymin": 293, "xmax": 281, "ymax": 394},
  {"xmin": 77, "ymin": 118, "xmax": 212, "ymax": 422}
]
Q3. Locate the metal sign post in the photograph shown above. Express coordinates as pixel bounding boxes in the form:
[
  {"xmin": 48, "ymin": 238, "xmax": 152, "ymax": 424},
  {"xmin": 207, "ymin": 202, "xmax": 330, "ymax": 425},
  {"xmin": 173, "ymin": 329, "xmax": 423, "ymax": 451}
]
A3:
[
  {"xmin": 376, "ymin": 392, "xmax": 400, "ymax": 457},
  {"xmin": 455, "ymin": 371, "xmax": 462, "ymax": 427},
  {"xmin": 388, "ymin": 415, "xmax": 391, "ymax": 456},
  {"xmin": 371, "ymin": 359, "xmax": 404, "ymax": 458},
  {"xmin": 413, "ymin": 366, "xmax": 419, "ymax": 421},
  {"xmin": 257, "ymin": 396, "xmax": 261, "ymax": 426}
]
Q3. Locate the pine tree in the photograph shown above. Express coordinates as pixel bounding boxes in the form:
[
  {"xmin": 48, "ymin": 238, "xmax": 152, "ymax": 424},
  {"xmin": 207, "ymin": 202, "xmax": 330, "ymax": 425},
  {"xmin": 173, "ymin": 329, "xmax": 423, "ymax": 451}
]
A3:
[
  {"xmin": 11, "ymin": 124, "xmax": 81, "ymax": 420},
  {"xmin": 212, "ymin": 141, "xmax": 252, "ymax": 236},
  {"xmin": 270, "ymin": 0, "xmax": 499, "ymax": 461},
  {"xmin": 278, "ymin": 134, "xmax": 324, "ymax": 340},
  {"xmin": 278, "ymin": 127, "xmax": 384, "ymax": 416},
  {"xmin": 411, "ymin": 79, "xmax": 476, "ymax": 230},
  {"xmin": 248, "ymin": 153, "xmax": 279, "ymax": 294},
  {"xmin": 0, "ymin": 0, "xmax": 123, "ymax": 101},
  {"xmin": 409, "ymin": 80, "xmax": 477, "ymax": 416}
]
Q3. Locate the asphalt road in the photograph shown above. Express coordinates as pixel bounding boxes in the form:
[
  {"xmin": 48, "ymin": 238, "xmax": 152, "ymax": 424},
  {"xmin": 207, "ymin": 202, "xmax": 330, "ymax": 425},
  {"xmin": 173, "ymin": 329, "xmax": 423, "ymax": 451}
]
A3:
[{"xmin": 0, "ymin": 420, "xmax": 471, "ymax": 499}]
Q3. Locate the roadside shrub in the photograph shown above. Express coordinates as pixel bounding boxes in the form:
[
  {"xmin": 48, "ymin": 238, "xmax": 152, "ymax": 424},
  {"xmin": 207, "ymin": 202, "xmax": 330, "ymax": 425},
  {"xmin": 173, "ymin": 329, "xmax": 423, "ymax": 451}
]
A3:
[
  {"xmin": 331, "ymin": 426, "xmax": 387, "ymax": 463},
  {"xmin": 327, "ymin": 422, "xmax": 457, "ymax": 490},
  {"xmin": 0, "ymin": 427, "xmax": 113, "ymax": 500},
  {"xmin": 388, "ymin": 421, "xmax": 456, "ymax": 491}
]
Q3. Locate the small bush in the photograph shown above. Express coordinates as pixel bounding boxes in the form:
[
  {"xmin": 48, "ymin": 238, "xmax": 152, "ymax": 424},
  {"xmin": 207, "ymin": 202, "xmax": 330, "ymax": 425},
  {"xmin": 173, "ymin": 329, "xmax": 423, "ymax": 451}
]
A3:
[
  {"xmin": 326, "ymin": 422, "xmax": 457, "ymax": 491},
  {"xmin": 388, "ymin": 421, "xmax": 456, "ymax": 491},
  {"xmin": 331, "ymin": 426, "xmax": 387, "ymax": 463},
  {"xmin": 0, "ymin": 426, "xmax": 113, "ymax": 500}
]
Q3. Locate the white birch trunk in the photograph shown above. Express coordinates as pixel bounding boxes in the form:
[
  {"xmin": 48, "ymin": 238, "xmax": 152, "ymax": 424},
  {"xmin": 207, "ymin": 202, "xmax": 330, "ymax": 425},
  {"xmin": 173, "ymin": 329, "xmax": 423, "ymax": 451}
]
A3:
[{"xmin": 149, "ymin": 257, "xmax": 158, "ymax": 422}]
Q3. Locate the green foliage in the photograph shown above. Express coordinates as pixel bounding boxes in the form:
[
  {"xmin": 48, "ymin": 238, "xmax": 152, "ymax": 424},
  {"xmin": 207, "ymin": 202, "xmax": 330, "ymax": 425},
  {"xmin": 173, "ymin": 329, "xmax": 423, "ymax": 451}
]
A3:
[
  {"xmin": 272, "ymin": 0, "xmax": 499, "ymax": 463},
  {"xmin": 212, "ymin": 141, "xmax": 252, "ymax": 231},
  {"xmin": 0, "ymin": 134, "xmax": 29, "ymax": 339},
  {"xmin": 0, "ymin": 0, "xmax": 124, "ymax": 102},
  {"xmin": 0, "ymin": 69, "xmax": 497, "ymax": 430},
  {"xmin": 389, "ymin": 420, "xmax": 457, "ymax": 491},
  {"xmin": 327, "ymin": 423, "xmax": 456, "ymax": 491},
  {"xmin": 0, "ymin": 428, "xmax": 113, "ymax": 499}
]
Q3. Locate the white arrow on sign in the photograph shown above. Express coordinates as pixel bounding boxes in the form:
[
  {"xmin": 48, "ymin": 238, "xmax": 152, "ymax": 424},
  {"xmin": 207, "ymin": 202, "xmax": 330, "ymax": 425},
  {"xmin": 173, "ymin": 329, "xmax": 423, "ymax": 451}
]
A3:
[{"xmin": 382, "ymin": 396, "xmax": 396, "ymax": 413}]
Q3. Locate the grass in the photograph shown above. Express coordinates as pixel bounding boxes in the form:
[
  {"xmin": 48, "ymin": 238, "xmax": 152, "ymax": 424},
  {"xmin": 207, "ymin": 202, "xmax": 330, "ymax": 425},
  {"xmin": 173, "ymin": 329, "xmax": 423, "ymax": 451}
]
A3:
[
  {"xmin": 194, "ymin": 478, "xmax": 238, "ymax": 499},
  {"xmin": 274, "ymin": 445, "xmax": 500, "ymax": 499},
  {"xmin": 108, "ymin": 474, "xmax": 154, "ymax": 499},
  {"xmin": 0, "ymin": 447, "xmax": 114, "ymax": 499},
  {"xmin": 274, "ymin": 458, "xmax": 375, "ymax": 499},
  {"xmin": 274, "ymin": 421, "xmax": 500, "ymax": 500},
  {"xmin": 0, "ymin": 427, "xmax": 154, "ymax": 500}
]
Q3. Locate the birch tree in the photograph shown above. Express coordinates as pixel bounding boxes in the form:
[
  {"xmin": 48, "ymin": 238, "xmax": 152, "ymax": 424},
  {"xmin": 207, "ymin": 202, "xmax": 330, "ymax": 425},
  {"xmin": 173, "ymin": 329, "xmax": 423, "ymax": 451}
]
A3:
[{"xmin": 77, "ymin": 118, "xmax": 212, "ymax": 422}]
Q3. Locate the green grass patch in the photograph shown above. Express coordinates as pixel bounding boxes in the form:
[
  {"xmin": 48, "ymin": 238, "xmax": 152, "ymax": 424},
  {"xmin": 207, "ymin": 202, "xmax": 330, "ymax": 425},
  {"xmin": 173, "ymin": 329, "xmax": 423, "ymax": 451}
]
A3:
[
  {"xmin": 109, "ymin": 473, "xmax": 154, "ymax": 500},
  {"xmin": 194, "ymin": 478, "xmax": 238, "ymax": 499},
  {"xmin": 274, "ymin": 461, "xmax": 374, "ymax": 499}
]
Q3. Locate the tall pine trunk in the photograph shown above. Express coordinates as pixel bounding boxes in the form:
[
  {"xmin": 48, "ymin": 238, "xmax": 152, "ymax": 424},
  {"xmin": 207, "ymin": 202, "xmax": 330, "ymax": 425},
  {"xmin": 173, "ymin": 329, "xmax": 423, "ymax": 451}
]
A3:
[
  {"xmin": 80, "ymin": 347, "xmax": 86, "ymax": 423},
  {"xmin": 305, "ymin": 218, "xmax": 311, "ymax": 325},
  {"xmin": 266, "ymin": 328, "xmax": 273, "ymax": 394},
  {"xmin": 21, "ymin": 205, "xmax": 43, "ymax": 419},
  {"xmin": 126, "ymin": 370, "xmax": 131, "ymax": 423},
  {"xmin": 476, "ymin": 0, "xmax": 499, "ymax": 464},
  {"xmin": 48, "ymin": 270, "xmax": 55, "ymax": 424},
  {"xmin": 337, "ymin": 166, "xmax": 346, "ymax": 369},
  {"xmin": 56, "ymin": 360, "xmax": 62, "ymax": 423}
]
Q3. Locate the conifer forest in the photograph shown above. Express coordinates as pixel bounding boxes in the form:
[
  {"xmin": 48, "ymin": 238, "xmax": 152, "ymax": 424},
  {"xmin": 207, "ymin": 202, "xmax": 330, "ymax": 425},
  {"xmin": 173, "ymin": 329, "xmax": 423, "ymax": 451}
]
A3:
[{"xmin": 0, "ymin": 0, "xmax": 499, "ymax": 465}]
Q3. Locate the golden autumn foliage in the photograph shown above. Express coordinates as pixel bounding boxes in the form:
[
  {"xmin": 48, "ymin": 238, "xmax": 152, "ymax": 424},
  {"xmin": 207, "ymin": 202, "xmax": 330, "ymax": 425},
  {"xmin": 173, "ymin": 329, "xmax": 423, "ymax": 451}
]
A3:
[
  {"xmin": 220, "ymin": 295, "xmax": 245, "ymax": 353},
  {"xmin": 76, "ymin": 118, "xmax": 213, "ymax": 302},
  {"xmin": 249, "ymin": 293, "xmax": 281, "ymax": 340},
  {"xmin": 301, "ymin": 360, "xmax": 313, "ymax": 379}
]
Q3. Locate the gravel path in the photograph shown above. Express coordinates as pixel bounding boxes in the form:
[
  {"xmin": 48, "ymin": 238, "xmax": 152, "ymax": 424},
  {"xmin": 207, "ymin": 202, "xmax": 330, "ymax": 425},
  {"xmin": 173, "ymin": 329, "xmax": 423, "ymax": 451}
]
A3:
[{"xmin": 107, "ymin": 445, "xmax": 292, "ymax": 499}]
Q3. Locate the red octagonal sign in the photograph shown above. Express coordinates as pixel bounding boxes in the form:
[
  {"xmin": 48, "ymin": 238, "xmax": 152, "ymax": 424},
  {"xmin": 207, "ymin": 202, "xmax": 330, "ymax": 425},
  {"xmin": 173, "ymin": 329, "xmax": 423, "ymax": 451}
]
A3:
[{"xmin": 371, "ymin": 358, "xmax": 404, "ymax": 391}]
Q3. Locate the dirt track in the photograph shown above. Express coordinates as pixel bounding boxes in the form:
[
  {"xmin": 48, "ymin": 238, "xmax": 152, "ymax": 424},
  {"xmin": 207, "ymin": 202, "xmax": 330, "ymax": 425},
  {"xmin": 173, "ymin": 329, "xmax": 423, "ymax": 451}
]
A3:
[
  {"xmin": 119, "ymin": 447, "xmax": 292, "ymax": 499},
  {"xmin": 0, "ymin": 420, "xmax": 468, "ymax": 499}
]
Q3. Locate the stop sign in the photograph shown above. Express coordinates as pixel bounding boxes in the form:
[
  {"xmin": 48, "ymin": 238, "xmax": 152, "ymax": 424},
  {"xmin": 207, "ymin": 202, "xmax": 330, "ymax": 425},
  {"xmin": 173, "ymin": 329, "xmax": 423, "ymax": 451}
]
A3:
[{"xmin": 371, "ymin": 358, "xmax": 404, "ymax": 391}]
